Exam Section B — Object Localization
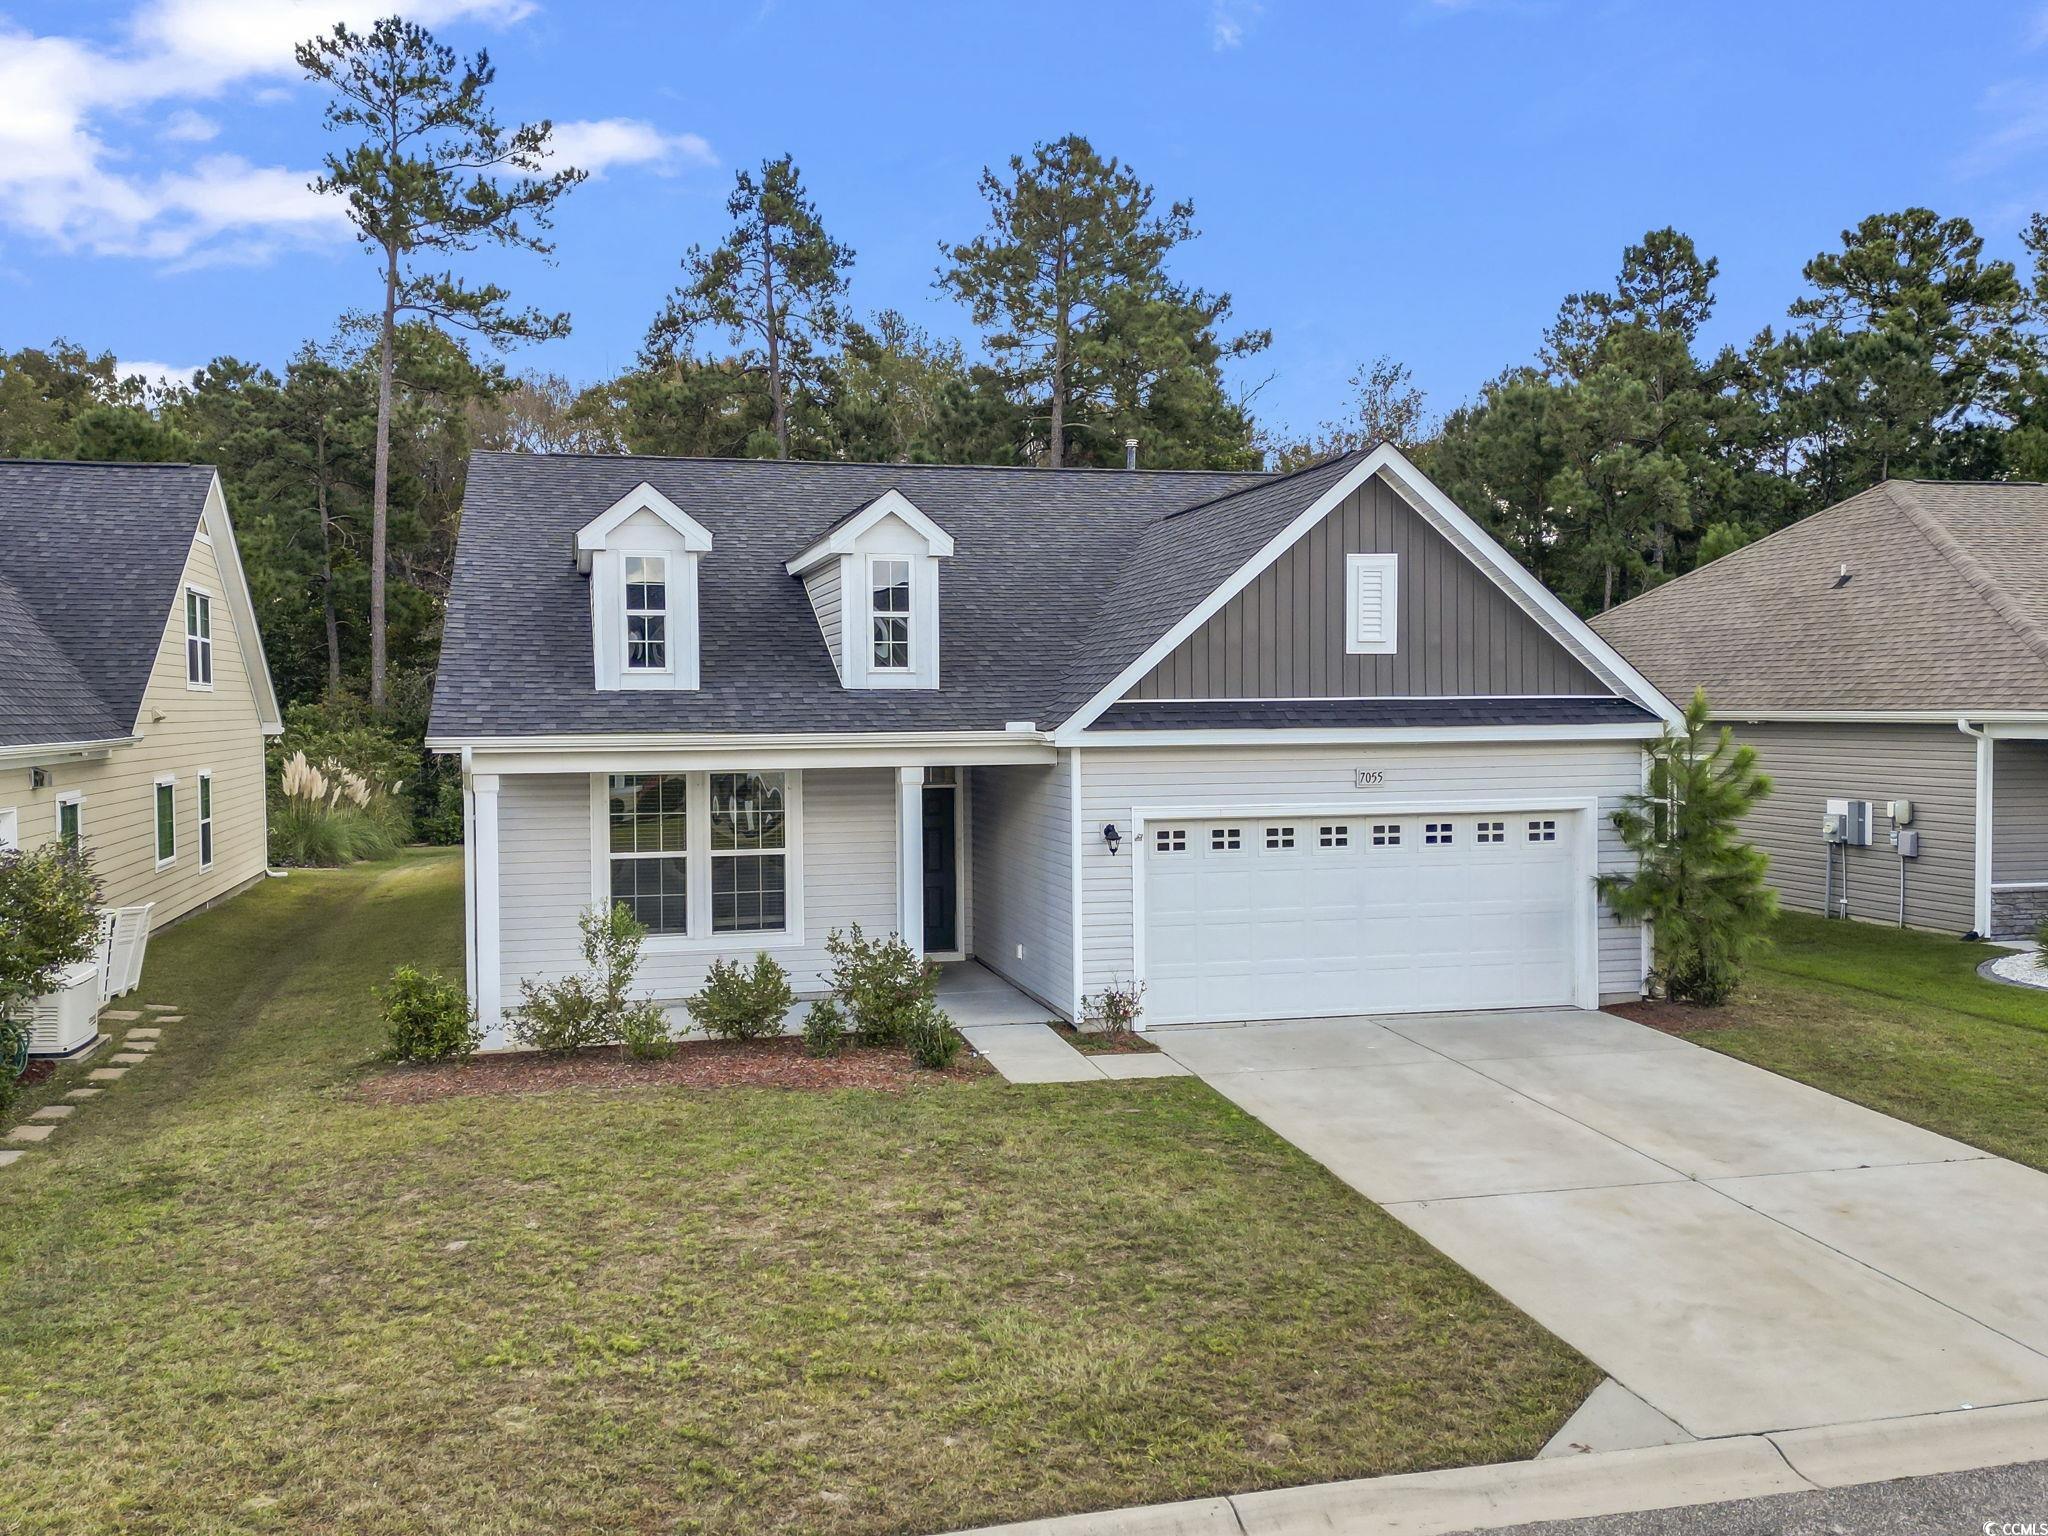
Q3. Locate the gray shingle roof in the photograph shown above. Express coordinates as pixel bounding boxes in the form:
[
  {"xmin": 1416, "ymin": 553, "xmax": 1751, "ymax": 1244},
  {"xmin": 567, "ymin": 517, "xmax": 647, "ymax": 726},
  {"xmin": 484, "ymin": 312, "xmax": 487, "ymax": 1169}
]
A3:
[
  {"xmin": 1591, "ymin": 480, "xmax": 2048, "ymax": 714},
  {"xmin": 429, "ymin": 452, "xmax": 1298, "ymax": 739},
  {"xmin": 1095, "ymin": 697, "xmax": 1658, "ymax": 730},
  {"xmin": 0, "ymin": 460, "xmax": 219, "ymax": 749}
]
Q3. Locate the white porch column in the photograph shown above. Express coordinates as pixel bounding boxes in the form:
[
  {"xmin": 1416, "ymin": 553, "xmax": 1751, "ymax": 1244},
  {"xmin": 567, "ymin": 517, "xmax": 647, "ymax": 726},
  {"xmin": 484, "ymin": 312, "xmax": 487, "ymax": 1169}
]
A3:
[
  {"xmin": 897, "ymin": 765, "xmax": 924, "ymax": 957},
  {"xmin": 472, "ymin": 771, "xmax": 504, "ymax": 1039},
  {"xmin": 1974, "ymin": 730, "xmax": 1995, "ymax": 938}
]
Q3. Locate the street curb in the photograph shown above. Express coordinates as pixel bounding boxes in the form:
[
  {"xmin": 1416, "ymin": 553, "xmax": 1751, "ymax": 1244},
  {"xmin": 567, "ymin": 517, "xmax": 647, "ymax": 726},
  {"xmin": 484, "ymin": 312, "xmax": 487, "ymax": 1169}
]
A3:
[{"xmin": 944, "ymin": 1401, "xmax": 2048, "ymax": 1536}]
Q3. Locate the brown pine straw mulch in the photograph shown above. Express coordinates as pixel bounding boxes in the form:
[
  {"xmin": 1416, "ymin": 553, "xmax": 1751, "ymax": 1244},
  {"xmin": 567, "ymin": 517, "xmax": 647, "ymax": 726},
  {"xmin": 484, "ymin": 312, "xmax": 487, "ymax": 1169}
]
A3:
[
  {"xmin": 357, "ymin": 1035, "xmax": 991, "ymax": 1104},
  {"xmin": 1050, "ymin": 1022, "xmax": 1159, "ymax": 1055},
  {"xmin": 1605, "ymin": 998, "xmax": 1736, "ymax": 1035}
]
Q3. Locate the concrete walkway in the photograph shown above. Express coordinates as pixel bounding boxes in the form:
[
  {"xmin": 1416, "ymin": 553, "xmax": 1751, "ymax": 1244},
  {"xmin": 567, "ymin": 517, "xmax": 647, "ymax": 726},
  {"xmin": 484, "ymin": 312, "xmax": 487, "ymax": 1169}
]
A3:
[
  {"xmin": 956, "ymin": 1021, "xmax": 1189, "ymax": 1084},
  {"xmin": 1154, "ymin": 1010, "xmax": 2048, "ymax": 1440}
]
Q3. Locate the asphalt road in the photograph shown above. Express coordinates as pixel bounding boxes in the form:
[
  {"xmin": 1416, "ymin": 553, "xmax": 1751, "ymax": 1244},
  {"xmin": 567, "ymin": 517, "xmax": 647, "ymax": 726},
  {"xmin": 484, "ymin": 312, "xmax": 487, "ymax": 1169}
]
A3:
[{"xmin": 1469, "ymin": 1460, "xmax": 2048, "ymax": 1536}]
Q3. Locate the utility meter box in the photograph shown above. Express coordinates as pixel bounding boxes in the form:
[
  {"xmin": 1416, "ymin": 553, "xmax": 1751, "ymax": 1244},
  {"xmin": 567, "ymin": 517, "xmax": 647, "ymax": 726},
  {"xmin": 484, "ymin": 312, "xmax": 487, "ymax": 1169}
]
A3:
[
  {"xmin": 1824, "ymin": 798, "xmax": 1872, "ymax": 846},
  {"xmin": 1898, "ymin": 829, "xmax": 1922, "ymax": 858},
  {"xmin": 1889, "ymin": 799, "xmax": 1915, "ymax": 826}
]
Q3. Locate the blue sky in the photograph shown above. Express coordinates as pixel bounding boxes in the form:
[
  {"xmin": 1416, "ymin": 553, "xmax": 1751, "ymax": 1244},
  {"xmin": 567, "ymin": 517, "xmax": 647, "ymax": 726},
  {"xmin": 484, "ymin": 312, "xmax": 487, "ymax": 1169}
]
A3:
[{"xmin": 5, "ymin": 0, "xmax": 2048, "ymax": 443}]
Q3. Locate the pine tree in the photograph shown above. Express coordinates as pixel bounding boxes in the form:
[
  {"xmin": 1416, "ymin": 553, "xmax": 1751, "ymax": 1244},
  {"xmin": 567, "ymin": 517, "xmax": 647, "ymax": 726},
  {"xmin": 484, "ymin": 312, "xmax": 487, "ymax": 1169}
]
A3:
[{"xmin": 1598, "ymin": 692, "xmax": 1777, "ymax": 1004}]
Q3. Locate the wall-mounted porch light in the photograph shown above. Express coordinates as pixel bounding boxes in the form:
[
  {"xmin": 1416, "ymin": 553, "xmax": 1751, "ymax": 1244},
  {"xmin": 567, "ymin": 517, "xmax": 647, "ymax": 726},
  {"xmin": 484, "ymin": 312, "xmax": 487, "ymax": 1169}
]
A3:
[{"xmin": 1102, "ymin": 823, "xmax": 1122, "ymax": 855}]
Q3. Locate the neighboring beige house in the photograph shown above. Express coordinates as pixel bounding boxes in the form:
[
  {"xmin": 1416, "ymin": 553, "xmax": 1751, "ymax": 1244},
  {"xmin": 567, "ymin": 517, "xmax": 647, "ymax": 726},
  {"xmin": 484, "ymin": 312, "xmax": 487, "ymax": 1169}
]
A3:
[
  {"xmin": 1593, "ymin": 479, "xmax": 2048, "ymax": 938},
  {"xmin": 0, "ymin": 460, "xmax": 283, "ymax": 931}
]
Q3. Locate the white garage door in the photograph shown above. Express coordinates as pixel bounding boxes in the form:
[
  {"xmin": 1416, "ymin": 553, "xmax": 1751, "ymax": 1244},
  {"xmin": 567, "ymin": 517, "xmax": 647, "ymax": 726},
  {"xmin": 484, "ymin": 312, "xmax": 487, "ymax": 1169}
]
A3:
[{"xmin": 1142, "ymin": 811, "xmax": 1579, "ymax": 1025}]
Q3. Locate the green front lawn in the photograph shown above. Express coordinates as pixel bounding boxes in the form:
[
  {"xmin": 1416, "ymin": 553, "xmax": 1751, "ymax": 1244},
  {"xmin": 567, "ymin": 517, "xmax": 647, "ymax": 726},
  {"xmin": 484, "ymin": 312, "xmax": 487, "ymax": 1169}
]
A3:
[
  {"xmin": 0, "ymin": 852, "xmax": 1595, "ymax": 1536},
  {"xmin": 1682, "ymin": 912, "xmax": 2048, "ymax": 1170}
]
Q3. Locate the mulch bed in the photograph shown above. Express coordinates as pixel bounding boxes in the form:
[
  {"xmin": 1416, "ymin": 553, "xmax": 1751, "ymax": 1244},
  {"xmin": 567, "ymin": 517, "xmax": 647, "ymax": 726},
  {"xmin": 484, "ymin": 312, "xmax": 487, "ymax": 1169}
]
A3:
[
  {"xmin": 17, "ymin": 1060, "xmax": 56, "ymax": 1087},
  {"xmin": 1050, "ymin": 1022, "xmax": 1159, "ymax": 1055},
  {"xmin": 1606, "ymin": 999, "xmax": 1737, "ymax": 1035},
  {"xmin": 358, "ymin": 1036, "xmax": 990, "ymax": 1104}
]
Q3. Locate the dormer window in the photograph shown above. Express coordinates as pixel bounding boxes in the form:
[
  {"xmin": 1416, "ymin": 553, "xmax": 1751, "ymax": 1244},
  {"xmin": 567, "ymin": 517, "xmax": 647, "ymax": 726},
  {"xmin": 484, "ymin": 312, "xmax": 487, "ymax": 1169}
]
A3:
[
  {"xmin": 870, "ymin": 558, "xmax": 912, "ymax": 671},
  {"xmin": 623, "ymin": 555, "xmax": 669, "ymax": 672},
  {"xmin": 785, "ymin": 487, "xmax": 954, "ymax": 691},
  {"xmin": 576, "ymin": 482, "xmax": 712, "ymax": 693}
]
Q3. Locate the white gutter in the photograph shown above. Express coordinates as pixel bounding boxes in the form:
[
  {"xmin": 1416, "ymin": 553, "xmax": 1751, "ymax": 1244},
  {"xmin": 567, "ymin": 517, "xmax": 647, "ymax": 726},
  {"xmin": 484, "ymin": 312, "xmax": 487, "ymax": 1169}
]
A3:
[
  {"xmin": 1960, "ymin": 717, "xmax": 1994, "ymax": 939},
  {"xmin": 0, "ymin": 736, "xmax": 139, "ymax": 769}
]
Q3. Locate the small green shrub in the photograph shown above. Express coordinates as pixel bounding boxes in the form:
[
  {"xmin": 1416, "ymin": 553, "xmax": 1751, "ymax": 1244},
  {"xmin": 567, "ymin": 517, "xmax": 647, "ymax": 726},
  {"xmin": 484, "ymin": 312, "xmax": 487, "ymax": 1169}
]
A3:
[
  {"xmin": 620, "ymin": 999, "xmax": 677, "ymax": 1061},
  {"xmin": 802, "ymin": 998, "xmax": 847, "ymax": 1058},
  {"xmin": 685, "ymin": 953, "xmax": 797, "ymax": 1042},
  {"xmin": 823, "ymin": 924, "xmax": 936, "ymax": 1046},
  {"xmin": 511, "ymin": 904, "xmax": 659, "ymax": 1055},
  {"xmin": 2034, "ymin": 916, "xmax": 2048, "ymax": 956},
  {"xmin": 903, "ymin": 996, "xmax": 961, "ymax": 1071},
  {"xmin": 1081, "ymin": 979, "xmax": 1146, "ymax": 1039},
  {"xmin": 379, "ymin": 965, "xmax": 480, "ymax": 1062},
  {"xmin": 0, "ymin": 845, "xmax": 102, "ymax": 1113}
]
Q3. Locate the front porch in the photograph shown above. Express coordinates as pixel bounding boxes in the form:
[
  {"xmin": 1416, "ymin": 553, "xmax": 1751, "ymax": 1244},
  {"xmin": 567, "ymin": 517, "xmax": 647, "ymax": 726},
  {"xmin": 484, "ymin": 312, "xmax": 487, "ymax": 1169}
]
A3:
[
  {"xmin": 1980, "ymin": 733, "xmax": 2048, "ymax": 938},
  {"xmin": 461, "ymin": 743, "xmax": 1069, "ymax": 1044}
]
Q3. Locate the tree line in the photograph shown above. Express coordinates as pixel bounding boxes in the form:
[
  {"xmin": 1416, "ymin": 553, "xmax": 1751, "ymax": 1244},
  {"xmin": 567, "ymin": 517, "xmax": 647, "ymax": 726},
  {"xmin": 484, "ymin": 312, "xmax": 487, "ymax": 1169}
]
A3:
[{"xmin": 5, "ymin": 13, "xmax": 2048, "ymax": 736}]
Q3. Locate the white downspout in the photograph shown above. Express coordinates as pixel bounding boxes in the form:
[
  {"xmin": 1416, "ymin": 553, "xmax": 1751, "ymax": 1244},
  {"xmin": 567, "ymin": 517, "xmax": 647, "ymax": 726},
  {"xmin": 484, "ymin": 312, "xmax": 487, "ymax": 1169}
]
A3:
[{"xmin": 1960, "ymin": 719, "xmax": 1993, "ymax": 939}]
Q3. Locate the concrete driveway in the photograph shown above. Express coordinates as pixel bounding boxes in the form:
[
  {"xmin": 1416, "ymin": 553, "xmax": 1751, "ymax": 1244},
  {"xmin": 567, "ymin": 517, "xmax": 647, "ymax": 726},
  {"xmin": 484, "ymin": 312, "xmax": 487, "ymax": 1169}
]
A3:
[{"xmin": 1159, "ymin": 1011, "xmax": 2048, "ymax": 1440}]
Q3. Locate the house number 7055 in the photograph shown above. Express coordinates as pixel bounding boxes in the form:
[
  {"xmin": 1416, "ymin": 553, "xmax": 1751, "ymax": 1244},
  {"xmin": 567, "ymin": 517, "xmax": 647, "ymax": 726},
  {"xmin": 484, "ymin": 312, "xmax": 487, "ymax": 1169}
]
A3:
[{"xmin": 1354, "ymin": 769, "xmax": 1385, "ymax": 787}]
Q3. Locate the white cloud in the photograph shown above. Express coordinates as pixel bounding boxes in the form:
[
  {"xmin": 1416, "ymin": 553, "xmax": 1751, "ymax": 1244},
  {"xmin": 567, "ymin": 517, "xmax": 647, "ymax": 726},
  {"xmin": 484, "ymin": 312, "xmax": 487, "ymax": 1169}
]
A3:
[
  {"xmin": 1210, "ymin": 0, "xmax": 1263, "ymax": 50},
  {"xmin": 545, "ymin": 118, "xmax": 718, "ymax": 178},
  {"xmin": 1956, "ymin": 79, "xmax": 2048, "ymax": 177},
  {"xmin": 0, "ymin": 0, "xmax": 704, "ymax": 267},
  {"xmin": 116, "ymin": 358, "xmax": 203, "ymax": 393},
  {"xmin": 160, "ymin": 109, "xmax": 221, "ymax": 143}
]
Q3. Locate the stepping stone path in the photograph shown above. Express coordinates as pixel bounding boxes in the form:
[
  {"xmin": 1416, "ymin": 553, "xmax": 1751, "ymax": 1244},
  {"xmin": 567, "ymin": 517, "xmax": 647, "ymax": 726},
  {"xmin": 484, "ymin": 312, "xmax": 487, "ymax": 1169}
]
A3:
[
  {"xmin": 29, "ymin": 1106, "xmax": 74, "ymax": 1121},
  {"xmin": 102, "ymin": 1010, "xmax": 142, "ymax": 1022},
  {"xmin": 87, "ymin": 1068, "xmax": 127, "ymax": 1082},
  {"xmin": 144, "ymin": 1004, "xmax": 177, "ymax": 1014},
  {"xmin": 7, "ymin": 1124, "xmax": 54, "ymax": 1143},
  {"xmin": 64, "ymin": 1088, "xmax": 103, "ymax": 1101},
  {"xmin": 0, "ymin": 1150, "xmax": 20, "ymax": 1168},
  {"xmin": 154, "ymin": 1016, "xmax": 185, "ymax": 1024},
  {"xmin": 109, "ymin": 1053, "xmax": 148, "ymax": 1066},
  {"xmin": 125, "ymin": 1029, "xmax": 160, "ymax": 1041},
  {"xmin": 124, "ymin": 1041, "xmax": 157, "ymax": 1054}
]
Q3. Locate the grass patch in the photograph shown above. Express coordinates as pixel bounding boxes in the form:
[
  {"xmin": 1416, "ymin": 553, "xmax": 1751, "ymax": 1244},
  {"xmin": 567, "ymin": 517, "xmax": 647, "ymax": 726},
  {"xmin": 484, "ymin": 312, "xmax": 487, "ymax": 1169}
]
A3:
[
  {"xmin": 1678, "ymin": 912, "xmax": 2048, "ymax": 1170},
  {"xmin": 0, "ymin": 851, "xmax": 1594, "ymax": 1535}
]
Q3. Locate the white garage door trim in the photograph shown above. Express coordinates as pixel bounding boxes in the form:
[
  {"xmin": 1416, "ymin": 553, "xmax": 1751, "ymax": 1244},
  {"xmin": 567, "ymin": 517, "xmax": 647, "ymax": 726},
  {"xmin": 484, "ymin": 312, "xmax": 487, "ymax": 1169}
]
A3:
[{"xmin": 1130, "ymin": 795, "xmax": 1602, "ymax": 1025}]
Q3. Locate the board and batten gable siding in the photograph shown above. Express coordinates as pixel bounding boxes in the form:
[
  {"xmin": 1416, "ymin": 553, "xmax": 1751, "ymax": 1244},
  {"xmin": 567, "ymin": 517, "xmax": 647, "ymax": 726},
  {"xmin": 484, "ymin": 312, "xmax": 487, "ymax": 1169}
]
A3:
[
  {"xmin": 1726, "ymin": 722, "xmax": 1977, "ymax": 933},
  {"xmin": 496, "ymin": 767, "xmax": 898, "ymax": 1006},
  {"xmin": 1077, "ymin": 742, "xmax": 1647, "ymax": 1005},
  {"xmin": 1, "ymin": 521, "xmax": 269, "ymax": 927},
  {"xmin": 1992, "ymin": 739, "xmax": 2048, "ymax": 885},
  {"xmin": 804, "ymin": 564, "xmax": 843, "ymax": 677},
  {"xmin": 966, "ymin": 759, "xmax": 1074, "ymax": 1017},
  {"xmin": 1127, "ymin": 476, "xmax": 1607, "ymax": 700}
]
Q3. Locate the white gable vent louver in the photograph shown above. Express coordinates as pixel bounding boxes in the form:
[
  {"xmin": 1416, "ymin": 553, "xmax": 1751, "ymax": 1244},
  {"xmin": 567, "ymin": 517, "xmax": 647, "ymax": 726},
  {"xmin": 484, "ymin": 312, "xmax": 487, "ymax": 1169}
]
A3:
[{"xmin": 1346, "ymin": 552, "xmax": 1399, "ymax": 655}]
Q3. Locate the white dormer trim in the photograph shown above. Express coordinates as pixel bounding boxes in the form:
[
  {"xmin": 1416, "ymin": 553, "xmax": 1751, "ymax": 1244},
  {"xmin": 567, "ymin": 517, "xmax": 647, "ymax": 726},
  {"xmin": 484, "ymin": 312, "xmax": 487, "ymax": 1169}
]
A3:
[
  {"xmin": 783, "ymin": 488, "xmax": 955, "ymax": 577},
  {"xmin": 577, "ymin": 482, "xmax": 714, "ymax": 574},
  {"xmin": 579, "ymin": 482, "xmax": 713, "ymax": 693}
]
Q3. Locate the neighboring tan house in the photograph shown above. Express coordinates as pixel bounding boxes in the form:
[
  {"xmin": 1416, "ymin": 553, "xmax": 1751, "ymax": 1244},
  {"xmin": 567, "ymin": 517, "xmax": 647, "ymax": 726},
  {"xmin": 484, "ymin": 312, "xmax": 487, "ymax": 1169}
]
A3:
[
  {"xmin": 430, "ymin": 443, "xmax": 1680, "ymax": 1047},
  {"xmin": 1593, "ymin": 479, "xmax": 2048, "ymax": 939},
  {"xmin": 0, "ymin": 460, "xmax": 283, "ymax": 931}
]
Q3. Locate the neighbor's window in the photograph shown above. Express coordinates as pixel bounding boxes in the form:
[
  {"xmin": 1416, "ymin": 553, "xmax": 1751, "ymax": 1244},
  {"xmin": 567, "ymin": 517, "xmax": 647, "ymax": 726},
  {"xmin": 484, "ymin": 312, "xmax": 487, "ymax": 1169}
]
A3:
[
  {"xmin": 185, "ymin": 589, "xmax": 213, "ymax": 687},
  {"xmin": 870, "ymin": 557, "xmax": 911, "ymax": 670},
  {"xmin": 57, "ymin": 795, "xmax": 82, "ymax": 850},
  {"xmin": 197, "ymin": 773, "xmax": 214, "ymax": 868},
  {"xmin": 710, "ymin": 772, "xmax": 787, "ymax": 933},
  {"xmin": 608, "ymin": 774, "xmax": 688, "ymax": 933},
  {"xmin": 623, "ymin": 555, "xmax": 668, "ymax": 671},
  {"xmin": 154, "ymin": 778, "xmax": 177, "ymax": 866}
]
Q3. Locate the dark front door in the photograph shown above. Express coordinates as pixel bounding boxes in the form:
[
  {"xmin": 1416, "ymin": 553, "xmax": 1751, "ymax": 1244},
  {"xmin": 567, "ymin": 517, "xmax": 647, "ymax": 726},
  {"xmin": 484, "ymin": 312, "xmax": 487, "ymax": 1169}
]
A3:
[{"xmin": 922, "ymin": 784, "xmax": 958, "ymax": 953}]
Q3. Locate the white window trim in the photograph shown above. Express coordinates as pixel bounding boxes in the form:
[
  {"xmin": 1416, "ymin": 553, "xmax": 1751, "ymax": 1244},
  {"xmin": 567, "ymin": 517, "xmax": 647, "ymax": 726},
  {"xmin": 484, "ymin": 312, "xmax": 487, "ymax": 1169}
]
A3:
[
  {"xmin": 867, "ymin": 555, "xmax": 914, "ymax": 675},
  {"xmin": 620, "ymin": 550, "xmax": 674, "ymax": 677},
  {"xmin": 588, "ymin": 770, "xmax": 806, "ymax": 952},
  {"xmin": 1345, "ymin": 552, "xmax": 1399, "ymax": 656},
  {"xmin": 196, "ymin": 769, "xmax": 215, "ymax": 869},
  {"xmin": 56, "ymin": 791, "xmax": 84, "ymax": 848},
  {"xmin": 0, "ymin": 807, "xmax": 16, "ymax": 852},
  {"xmin": 153, "ymin": 773, "xmax": 178, "ymax": 869},
  {"xmin": 185, "ymin": 586, "xmax": 215, "ymax": 690}
]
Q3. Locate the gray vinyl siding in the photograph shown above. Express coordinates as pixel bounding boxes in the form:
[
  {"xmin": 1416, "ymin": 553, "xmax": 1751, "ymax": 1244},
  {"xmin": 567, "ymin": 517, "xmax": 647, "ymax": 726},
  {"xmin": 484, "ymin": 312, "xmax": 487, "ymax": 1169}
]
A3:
[
  {"xmin": 1993, "ymin": 739, "xmax": 2048, "ymax": 885},
  {"xmin": 967, "ymin": 757, "xmax": 1074, "ymax": 1017},
  {"xmin": 804, "ymin": 564, "xmax": 843, "ymax": 677},
  {"xmin": 1726, "ymin": 722, "xmax": 1977, "ymax": 933},
  {"xmin": 1130, "ymin": 475, "xmax": 1605, "ymax": 700},
  {"xmin": 496, "ymin": 768, "xmax": 898, "ymax": 1009},
  {"xmin": 1077, "ymin": 741, "xmax": 1647, "ymax": 1006}
]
